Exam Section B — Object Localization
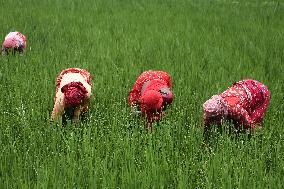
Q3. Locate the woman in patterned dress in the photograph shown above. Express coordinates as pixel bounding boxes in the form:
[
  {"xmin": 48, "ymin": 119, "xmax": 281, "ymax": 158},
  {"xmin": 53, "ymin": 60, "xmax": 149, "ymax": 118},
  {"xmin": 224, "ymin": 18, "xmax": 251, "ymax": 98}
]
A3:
[
  {"xmin": 203, "ymin": 79, "xmax": 270, "ymax": 131},
  {"xmin": 2, "ymin": 32, "xmax": 26, "ymax": 55},
  {"xmin": 51, "ymin": 68, "xmax": 92, "ymax": 123},
  {"xmin": 128, "ymin": 70, "xmax": 174, "ymax": 128}
]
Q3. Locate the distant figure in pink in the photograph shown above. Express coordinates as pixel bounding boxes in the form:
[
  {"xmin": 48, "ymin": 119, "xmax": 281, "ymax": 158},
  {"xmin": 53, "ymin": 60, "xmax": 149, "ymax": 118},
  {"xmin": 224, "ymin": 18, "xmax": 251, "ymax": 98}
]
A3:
[
  {"xmin": 51, "ymin": 68, "xmax": 92, "ymax": 123},
  {"xmin": 203, "ymin": 79, "xmax": 270, "ymax": 130},
  {"xmin": 2, "ymin": 32, "xmax": 26, "ymax": 55}
]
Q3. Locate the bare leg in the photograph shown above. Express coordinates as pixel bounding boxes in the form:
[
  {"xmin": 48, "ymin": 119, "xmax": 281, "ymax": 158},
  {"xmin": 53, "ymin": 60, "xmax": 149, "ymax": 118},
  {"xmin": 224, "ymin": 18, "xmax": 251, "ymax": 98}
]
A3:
[{"xmin": 72, "ymin": 107, "xmax": 81, "ymax": 123}]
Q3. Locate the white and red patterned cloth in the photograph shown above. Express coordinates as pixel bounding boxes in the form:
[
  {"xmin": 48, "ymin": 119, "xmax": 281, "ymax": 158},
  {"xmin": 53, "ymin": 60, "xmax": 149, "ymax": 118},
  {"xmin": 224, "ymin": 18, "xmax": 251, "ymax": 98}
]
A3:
[
  {"xmin": 55, "ymin": 68, "xmax": 92, "ymax": 98},
  {"xmin": 2, "ymin": 32, "xmax": 26, "ymax": 54},
  {"xmin": 203, "ymin": 79, "xmax": 270, "ymax": 129},
  {"xmin": 128, "ymin": 70, "xmax": 173, "ymax": 127}
]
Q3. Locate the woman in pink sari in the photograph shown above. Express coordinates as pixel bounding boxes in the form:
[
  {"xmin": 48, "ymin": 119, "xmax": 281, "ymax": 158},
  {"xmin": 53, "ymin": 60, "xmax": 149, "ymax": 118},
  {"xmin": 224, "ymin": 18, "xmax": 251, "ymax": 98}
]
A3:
[
  {"xmin": 203, "ymin": 79, "xmax": 270, "ymax": 131},
  {"xmin": 2, "ymin": 32, "xmax": 26, "ymax": 55}
]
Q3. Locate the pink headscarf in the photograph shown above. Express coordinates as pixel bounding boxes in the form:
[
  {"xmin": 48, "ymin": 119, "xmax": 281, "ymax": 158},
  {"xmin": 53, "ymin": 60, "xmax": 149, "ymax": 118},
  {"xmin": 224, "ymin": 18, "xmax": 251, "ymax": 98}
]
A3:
[{"xmin": 203, "ymin": 95, "xmax": 228, "ymax": 118}]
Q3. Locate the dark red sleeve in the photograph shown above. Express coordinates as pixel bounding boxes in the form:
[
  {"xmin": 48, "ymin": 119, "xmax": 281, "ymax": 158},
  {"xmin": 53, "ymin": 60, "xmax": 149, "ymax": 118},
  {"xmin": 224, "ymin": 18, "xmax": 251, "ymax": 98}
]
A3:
[{"xmin": 250, "ymin": 86, "xmax": 270, "ymax": 123}]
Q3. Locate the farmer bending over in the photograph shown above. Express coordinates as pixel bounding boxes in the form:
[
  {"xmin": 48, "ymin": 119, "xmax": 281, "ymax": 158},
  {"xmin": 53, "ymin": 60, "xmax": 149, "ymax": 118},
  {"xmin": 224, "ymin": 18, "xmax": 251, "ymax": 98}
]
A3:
[
  {"xmin": 51, "ymin": 68, "xmax": 92, "ymax": 123},
  {"xmin": 128, "ymin": 70, "xmax": 174, "ymax": 128},
  {"xmin": 2, "ymin": 32, "xmax": 26, "ymax": 55},
  {"xmin": 203, "ymin": 79, "xmax": 270, "ymax": 131}
]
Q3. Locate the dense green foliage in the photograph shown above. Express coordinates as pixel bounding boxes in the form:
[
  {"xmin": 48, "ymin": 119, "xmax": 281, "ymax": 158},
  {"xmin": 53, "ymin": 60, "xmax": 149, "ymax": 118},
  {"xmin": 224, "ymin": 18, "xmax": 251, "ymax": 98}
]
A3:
[{"xmin": 0, "ymin": 0, "xmax": 283, "ymax": 188}]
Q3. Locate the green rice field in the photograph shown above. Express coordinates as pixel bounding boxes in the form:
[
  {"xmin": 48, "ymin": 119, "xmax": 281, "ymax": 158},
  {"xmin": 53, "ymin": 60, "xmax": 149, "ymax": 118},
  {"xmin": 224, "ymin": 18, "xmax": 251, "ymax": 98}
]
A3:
[{"xmin": 0, "ymin": 0, "xmax": 283, "ymax": 188}]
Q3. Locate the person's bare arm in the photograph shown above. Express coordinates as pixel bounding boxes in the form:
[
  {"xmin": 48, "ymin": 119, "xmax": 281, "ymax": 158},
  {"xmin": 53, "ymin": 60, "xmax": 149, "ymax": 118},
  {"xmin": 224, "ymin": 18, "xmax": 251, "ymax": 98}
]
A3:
[
  {"xmin": 81, "ymin": 93, "xmax": 92, "ymax": 113},
  {"xmin": 51, "ymin": 95, "xmax": 64, "ymax": 121}
]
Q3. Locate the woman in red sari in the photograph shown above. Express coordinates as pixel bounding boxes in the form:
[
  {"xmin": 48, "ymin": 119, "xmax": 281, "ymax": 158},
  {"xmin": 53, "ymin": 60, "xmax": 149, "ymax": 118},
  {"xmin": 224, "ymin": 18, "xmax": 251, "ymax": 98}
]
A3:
[
  {"xmin": 203, "ymin": 79, "xmax": 270, "ymax": 131},
  {"xmin": 51, "ymin": 68, "xmax": 92, "ymax": 123},
  {"xmin": 128, "ymin": 70, "xmax": 174, "ymax": 128}
]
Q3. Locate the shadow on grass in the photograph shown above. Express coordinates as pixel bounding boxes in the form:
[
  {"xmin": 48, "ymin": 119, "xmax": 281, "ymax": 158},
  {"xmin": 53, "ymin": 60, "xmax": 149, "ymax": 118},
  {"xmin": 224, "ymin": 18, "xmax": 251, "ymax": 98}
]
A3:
[
  {"xmin": 62, "ymin": 107, "xmax": 88, "ymax": 126},
  {"xmin": 48, "ymin": 107, "xmax": 90, "ymax": 128},
  {"xmin": 202, "ymin": 122, "xmax": 254, "ymax": 153}
]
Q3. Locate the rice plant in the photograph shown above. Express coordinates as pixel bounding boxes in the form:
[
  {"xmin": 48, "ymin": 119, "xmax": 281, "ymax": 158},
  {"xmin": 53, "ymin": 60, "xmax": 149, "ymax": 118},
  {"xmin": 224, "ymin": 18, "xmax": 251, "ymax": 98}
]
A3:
[{"xmin": 0, "ymin": 0, "xmax": 283, "ymax": 188}]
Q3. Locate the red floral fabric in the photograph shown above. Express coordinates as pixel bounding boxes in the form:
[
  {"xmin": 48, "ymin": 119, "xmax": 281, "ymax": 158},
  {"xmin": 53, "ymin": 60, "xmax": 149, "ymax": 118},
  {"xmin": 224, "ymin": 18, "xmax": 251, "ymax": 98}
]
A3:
[{"xmin": 210, "ymin": 79, "xmax": 270, "ymax": 128}]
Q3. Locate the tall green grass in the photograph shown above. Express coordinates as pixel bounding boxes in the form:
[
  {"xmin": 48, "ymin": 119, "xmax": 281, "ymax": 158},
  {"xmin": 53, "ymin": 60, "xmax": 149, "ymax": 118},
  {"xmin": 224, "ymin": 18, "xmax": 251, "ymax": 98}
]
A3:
[{"xmin": 0, "ymin": 0, "xmax": 283, "ymax": 188}]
